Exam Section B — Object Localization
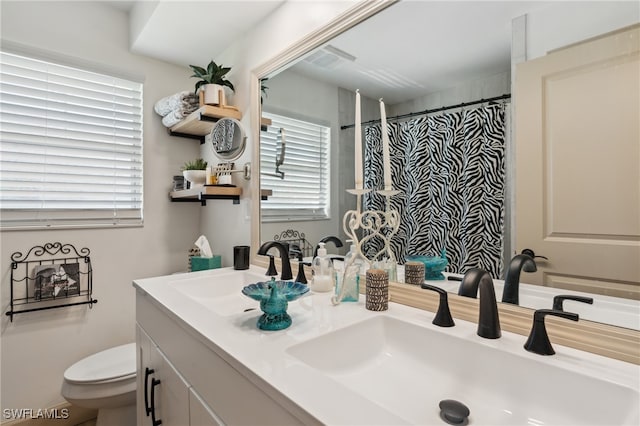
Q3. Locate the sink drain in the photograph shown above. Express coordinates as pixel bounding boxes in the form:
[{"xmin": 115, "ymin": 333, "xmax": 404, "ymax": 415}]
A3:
[{"xmin": 439, "ymin": 399, "xmax": 470, "ymax": 425}]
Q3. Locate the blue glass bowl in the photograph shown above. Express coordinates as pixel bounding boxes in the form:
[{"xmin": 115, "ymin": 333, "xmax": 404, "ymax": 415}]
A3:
[
  {"xmin": 406, "ymin": 254, "xmax": 449, "ymax": 280},
  {"xmin": 242, "ymin": 279, "xmax": 309, "ymax": 330}
]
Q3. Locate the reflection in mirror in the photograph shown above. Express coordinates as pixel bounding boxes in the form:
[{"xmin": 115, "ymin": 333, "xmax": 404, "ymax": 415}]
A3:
[
  {"xmin": 256, "ymin": 1, "xmax": 640, "ymax": 330},
  {"xmin": 210, "ymin": 117, "xmax": 246, "ymax": 161}
]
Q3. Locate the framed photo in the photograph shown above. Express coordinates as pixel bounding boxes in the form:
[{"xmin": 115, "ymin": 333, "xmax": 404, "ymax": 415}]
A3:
[{"xmin": 33, "ymin": 263, "xmax": 80, "ymax": 300}]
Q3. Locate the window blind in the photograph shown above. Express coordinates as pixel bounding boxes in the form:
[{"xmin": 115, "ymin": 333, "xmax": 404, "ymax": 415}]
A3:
[
  {"xmin": 0, "ymin": 51, "xmax": 143, "ymax": 229},
  {"xmin": 260, "ymin": 112, "xmax": 330, "ymax": 221}
]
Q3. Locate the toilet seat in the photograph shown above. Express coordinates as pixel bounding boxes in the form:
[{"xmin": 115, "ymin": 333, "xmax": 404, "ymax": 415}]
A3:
[{"xmin": 64, "ymin": 343, "xmax": 136, "ymax": 384}]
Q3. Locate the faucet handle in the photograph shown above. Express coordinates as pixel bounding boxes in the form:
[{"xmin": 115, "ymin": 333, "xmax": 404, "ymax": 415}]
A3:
[
  {"xmin": 552, "ymin": 295, "xmax": 594, "ymax": 311},
  {"xmin": 295, "ymin": 261, "xmax": 309, "ymax": 284},
  {"xmin": 421, "ymin": 284, "xmax": 455, "ymax": 327},
  {"xmin": 524, "ymin": 309, "xmax": 579, "ymax": 355},
  {"xmin": 289, "ymin": 248, "xmax": 303, "ymax": 261}
]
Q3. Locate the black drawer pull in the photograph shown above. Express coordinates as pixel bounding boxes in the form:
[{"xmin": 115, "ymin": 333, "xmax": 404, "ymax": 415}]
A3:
[
  {"xmin": 144, "ymin": 367, "xmax": 154, "ymax": 416},
  {"xmin": 151, "ymin": 378, "xmax": 162, "ymax": 426}
]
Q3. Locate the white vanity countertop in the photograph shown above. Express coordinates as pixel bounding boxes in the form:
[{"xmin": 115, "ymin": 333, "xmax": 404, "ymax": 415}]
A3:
[{"xmin": 134, "ymin": 266, "xmax": 640, "ymax": 425}]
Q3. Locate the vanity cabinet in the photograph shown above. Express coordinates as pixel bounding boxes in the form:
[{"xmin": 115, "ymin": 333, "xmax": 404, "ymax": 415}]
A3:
[
  {"xmin": 137, "ymin": 325, "xmax": 225, "ymax": 426},
  {"xmin": 135, "ymin": 289, "xmax": 313, "ymax": 426},
  {"xmin": 137, "ymin": 325, "xmax": 191, "ymax": 426},
  {"xmin": 189, "ymin": 388, "xmax": 223, "ymax": 426}
]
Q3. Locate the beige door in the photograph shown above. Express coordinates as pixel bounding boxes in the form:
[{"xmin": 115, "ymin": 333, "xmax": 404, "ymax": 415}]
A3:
[{"xmin": 515, "ymin": 25, "xmax": 640, "ymax": 300}]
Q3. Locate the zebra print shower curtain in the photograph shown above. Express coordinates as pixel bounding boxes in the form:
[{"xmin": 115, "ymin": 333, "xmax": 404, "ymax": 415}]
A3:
[{"xmin": 363, "ymin": 103, "xmax": 506, "ymax": 278}]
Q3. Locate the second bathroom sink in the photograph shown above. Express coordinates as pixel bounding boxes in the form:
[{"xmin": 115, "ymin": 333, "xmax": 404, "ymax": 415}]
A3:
[{"xmin": 286, "ymin": 315, "xmax": 639, "ymax": 425}]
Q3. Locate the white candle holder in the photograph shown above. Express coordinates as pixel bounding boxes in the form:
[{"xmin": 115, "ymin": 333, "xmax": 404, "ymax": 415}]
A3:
[
  {"xmin": 342, "ymin": 188, "xmax": 401, "ymax": 266},
  {"xmin": 334, "ymin": 187, "xmax": 402, "ymax": 305}
]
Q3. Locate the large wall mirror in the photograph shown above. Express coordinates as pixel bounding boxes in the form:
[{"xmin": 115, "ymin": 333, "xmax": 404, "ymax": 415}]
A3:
[{"xmin": 255, "ymin": 1, "xmax": 640, "ymax": 332}]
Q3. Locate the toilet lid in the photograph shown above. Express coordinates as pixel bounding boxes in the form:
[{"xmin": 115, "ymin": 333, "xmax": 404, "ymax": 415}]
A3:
[{"xmin": 64, "ymin": 343, "xmax": 136, "ymax": 384}]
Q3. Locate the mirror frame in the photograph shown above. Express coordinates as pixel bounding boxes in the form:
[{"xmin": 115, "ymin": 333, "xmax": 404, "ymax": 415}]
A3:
[{"xmin": 248, "ymin": 1, "xmax": 640, "ymax": 364}]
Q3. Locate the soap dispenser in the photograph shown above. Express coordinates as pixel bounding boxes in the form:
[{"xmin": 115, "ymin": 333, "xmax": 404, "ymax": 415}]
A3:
[
  {"xmin": 335, "ymin": 240, "xmax": 361, "ymax": 302},
  {"xmin": 310, "ymin": 242, "xmax": 334, "ymax": 292}
]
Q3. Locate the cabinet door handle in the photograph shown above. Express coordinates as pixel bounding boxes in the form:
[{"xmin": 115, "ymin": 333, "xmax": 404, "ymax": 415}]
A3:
[
  {"xmin": 144, "ymin": 367, "xmax": 155, "ymax": 416},
  {"xmin": 150, "ymin": 378, "xmax": 162, "ymax": 426}
]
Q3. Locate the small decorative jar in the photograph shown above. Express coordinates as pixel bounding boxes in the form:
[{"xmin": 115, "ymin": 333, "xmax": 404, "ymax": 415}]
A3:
[
  {"xmin": 404, "ymin": 261, "xmax": 425, "ymax": 285},
  {"xmin": 366, "ymin": 269, "xmax": 389, "ymax": 311}
]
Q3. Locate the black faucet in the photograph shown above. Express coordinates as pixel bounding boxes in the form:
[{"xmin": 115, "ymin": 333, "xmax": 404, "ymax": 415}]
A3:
[
  {"xmin": 458, "ymin": 268, "xmax": 501, "ymax": 339},
  {"xmin": 289, "ymin": 247, "xmax": 303, "ymax": 261},
  {"xmin": 313, "ymin": 236, "xmax": 343, "ymax": 258},
  {"xmin": 502, "ymin": 254, "xmax": 538, "ymax": 305},
  {"xmin": 552, "ymin": 295, "xmax": 594, "ymax": 311},
  {"xmin": 524, "ymin": 309, "xmax": 579, "ymax": 355},
  {"xmin": 257, "ymin": 241, "xmax": 293, "ymax": 280},
  {"xmin": 420, "ymin": 284, "xmax": 455, "ymax": 327}
]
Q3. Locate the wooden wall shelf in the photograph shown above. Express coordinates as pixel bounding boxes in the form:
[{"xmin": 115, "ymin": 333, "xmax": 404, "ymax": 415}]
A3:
[
  {"xmin": 169, "ymin": 105, "xmax": 242, "ymax": 142},
  {"xmin": 260, "ymin": 117, "xmax": 272, "ymax": 131},
  {"xmin": 260, "ymin": 189, "xmax": 273, "ymax": 200},
  {"xmin": 170, "ymin": 186, "xmax": 243, "ymax": 205}
]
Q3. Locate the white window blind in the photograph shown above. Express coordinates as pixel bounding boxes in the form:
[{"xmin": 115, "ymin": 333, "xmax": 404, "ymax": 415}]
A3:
[
  {"xmin": 260, "ymin": 112, "xmax": 330, "ymax": 221},
  {"xmin": 0, "ymin": 51, "xmax": 143, "ymax": 229}
]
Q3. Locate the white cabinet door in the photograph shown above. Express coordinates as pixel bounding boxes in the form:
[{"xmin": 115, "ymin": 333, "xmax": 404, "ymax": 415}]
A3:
[
  {"xmin": 515, "ymin": 25, "xmax": 640, "ymax": 299},
  {"xmin": 137, "ymin": 325, "xmax": 191, "ymax": 426},
  {"xmin": 136, "ymin": 325, "xmax": 155, "ymax": 426},
  {"xmin": 189, "ymin": 388, "xmax": 225, "ymax": 426}
]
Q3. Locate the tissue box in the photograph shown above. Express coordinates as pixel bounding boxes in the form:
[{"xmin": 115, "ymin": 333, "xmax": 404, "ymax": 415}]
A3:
[{"xmin": 190, "ymin": 255, "xmax": 222, "ymax": 272}]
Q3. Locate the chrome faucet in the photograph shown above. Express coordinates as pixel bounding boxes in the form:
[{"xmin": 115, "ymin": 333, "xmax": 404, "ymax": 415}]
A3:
[
  {"xmin": 257, "ymin": 241, "xmax": 293, "ymax": 280},
  {"xmin": 502, "ymin": 254, "xmax": 537, "ymax": 305},
  {"xmin": 458, "ymin": 268, "xmax": 501, "ymax": 339}
]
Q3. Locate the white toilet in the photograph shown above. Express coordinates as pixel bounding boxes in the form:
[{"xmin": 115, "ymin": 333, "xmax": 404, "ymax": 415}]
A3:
[{"xmin": 61, "ymin": 343, "xmax": 137, "ymax": 426}]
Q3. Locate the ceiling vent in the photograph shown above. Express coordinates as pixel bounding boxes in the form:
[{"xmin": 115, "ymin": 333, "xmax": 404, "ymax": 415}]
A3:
[{"xmin": 303, "ymin": 45, "xmax": 356, "ymax": 70}]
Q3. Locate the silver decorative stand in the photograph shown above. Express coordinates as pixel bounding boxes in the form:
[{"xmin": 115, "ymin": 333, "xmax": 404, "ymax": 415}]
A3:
[{"xmin": 333, "ymin": 187, "xmax": 401, "ymax": 305}]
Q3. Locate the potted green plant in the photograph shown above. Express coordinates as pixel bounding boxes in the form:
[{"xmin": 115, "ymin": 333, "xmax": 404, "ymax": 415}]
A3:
[
  {"xmin": 182, "ymin": 158, "xmax": 208, "ymax": 188},
  {"xmin": 189, "ymin": 60, "xmax": 235, "ymax": 106}
]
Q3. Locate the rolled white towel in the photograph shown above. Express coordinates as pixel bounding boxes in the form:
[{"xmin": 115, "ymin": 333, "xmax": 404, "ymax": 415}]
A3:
[
  {"xmin": 154, "ymin": 91, "xmax": 198, "ymax": 117},
  {"xmin": 161, "ymin": 105, "xmax": 199, "ymax": 128}
]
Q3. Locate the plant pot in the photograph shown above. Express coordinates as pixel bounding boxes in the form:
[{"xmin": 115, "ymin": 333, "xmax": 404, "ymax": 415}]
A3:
[
  {"xmin": 183, "ymin": 170, "xmax": 206, "ymax": 188},
  {"xmin": 202, "ymin": 84, "xmax": 225, "ymax": 106}
]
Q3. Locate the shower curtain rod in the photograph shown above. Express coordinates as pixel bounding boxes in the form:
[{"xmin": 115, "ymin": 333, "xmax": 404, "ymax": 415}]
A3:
[{"xmin": 340, "ymin": 93, "xmax": 511, "ymax": 130}]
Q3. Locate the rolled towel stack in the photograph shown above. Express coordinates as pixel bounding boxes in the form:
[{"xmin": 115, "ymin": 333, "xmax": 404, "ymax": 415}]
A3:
[{"xmin": 154, "ymin": 91, "xmax": 199, "ymax": 127}]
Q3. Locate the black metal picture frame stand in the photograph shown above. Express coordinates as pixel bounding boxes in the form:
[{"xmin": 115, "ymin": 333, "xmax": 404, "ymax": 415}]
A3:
[{"xmin": 6, "ymin": 242, "xmax": 98, "ymax": 322}]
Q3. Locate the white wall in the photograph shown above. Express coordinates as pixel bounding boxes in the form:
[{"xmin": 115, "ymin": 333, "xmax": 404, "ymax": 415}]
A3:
[
  {"xmin": 525, "ymin": 1, "xmax": 639, "ymax": 61},
  {"xmin": 389, "ymin": 71, "xmax": 511, "ymax": 117},
  {"xmin": 0, "ymin": 1, "xmax": 201, "ymax": 411}
]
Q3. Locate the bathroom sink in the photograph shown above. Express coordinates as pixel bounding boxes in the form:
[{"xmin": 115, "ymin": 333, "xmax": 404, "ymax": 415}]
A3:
[
  {"xmin": 169, "ymin": 270, "xmax": 268, "ymax": 316},
  {"xmin": 286, "ymin": 316, "xmax": 639, "ymax": 425}
]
